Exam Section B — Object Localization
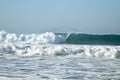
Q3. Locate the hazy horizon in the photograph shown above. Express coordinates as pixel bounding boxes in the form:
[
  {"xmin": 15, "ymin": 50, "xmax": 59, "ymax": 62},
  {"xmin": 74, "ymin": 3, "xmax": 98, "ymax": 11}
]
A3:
[{"xmin": 0, "ymin": 0, "xmax": 120, "ymax": 34}]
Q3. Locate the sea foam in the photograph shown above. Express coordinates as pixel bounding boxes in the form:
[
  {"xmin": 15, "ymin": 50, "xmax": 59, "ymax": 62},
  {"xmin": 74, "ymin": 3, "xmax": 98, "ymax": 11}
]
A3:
[
  {"xmin": 0, "ymin": 30, "xmax": 65, "ymax": 44},
  {"xmin": 0, "ymin": 43, "xmax": 120, "ymax": 59}
]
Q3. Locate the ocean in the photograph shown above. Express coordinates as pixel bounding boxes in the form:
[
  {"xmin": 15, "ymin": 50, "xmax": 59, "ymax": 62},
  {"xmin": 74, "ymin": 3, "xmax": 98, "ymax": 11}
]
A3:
[{"xmin": 0, "ymin": 31, "xmax": 120, "ymax": 80}]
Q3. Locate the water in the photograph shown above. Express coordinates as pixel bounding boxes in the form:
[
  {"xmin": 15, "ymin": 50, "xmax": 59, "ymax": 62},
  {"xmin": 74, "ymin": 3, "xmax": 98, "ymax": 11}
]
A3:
[
  {"xmin": 0, "ymin": 56, "xmax": 120, "ymax": 80},
  {"xmin": 0, "ymin": 31, "xmax": 120, "ymax": 80}
]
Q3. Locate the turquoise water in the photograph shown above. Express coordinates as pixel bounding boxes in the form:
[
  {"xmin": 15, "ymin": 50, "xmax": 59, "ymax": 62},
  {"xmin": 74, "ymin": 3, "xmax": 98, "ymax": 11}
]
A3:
[{"xmin": 65, "ymin": 33, "xmax": 120, "ymax": 45}]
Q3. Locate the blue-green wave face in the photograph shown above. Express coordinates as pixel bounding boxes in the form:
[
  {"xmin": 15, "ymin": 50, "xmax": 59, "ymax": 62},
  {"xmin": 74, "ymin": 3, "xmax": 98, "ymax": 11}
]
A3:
[{"xmin": 65, "ymin": 33, "xmax": 120, "ymax": 45}]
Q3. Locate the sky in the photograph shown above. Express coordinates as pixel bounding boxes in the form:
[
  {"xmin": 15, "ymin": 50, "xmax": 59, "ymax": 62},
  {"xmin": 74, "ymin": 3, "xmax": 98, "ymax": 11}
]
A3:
[{"xmin": 0, "ymin": 0, "xmax": 120, "ymax": 34}]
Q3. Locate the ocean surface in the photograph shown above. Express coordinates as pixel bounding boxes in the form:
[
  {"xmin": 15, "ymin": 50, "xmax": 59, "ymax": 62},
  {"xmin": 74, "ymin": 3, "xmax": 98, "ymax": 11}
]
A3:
[{"xmin": 0, "ymin": 31, "xmax": 120, "ymax": 80}]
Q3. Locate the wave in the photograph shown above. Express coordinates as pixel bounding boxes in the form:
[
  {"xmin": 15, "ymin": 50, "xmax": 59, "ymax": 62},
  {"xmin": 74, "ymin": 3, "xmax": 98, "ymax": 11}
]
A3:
[
  {"xmin": 1, "ymin": 30, "xmax": 120, "ymax": 45},
  {"xmin": 0, "ymin": 43, "xmax": 120, "ymax": 59},
  {"xmin": 0, "ymin": 30, "xmax": 120, "ymax": 59}
]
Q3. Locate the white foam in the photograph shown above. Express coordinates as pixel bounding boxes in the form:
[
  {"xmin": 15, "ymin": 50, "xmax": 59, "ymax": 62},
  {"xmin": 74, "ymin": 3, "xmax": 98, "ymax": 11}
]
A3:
[
  {"xmin": 0, "ymin": 43, "xmax": 120, "ymax": 59},
  {"xmin": 0, "ymin": 31, "xmax": 65, "ymax": 44}
]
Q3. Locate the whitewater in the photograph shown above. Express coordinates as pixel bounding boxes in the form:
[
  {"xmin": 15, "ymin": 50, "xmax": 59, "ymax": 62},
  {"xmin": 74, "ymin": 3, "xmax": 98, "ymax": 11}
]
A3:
[{"xmin": 0, "ymin": 31, "xmax": 120, "ymax": 80}]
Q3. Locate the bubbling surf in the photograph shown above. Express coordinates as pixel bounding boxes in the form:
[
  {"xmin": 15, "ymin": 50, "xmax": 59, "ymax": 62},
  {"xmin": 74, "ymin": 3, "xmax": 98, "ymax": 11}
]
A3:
[{"xmin": 0, "ymin": 42, "xmax": 120, "ymax": 59}]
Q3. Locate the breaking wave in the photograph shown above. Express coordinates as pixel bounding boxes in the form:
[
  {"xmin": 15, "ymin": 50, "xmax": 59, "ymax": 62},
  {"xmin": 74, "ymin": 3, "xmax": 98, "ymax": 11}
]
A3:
[
  {"xmin": 0, "ymin": 30, "xmax": 120, "ymax": 59},
  {"xmin": 1, "ymin": 30, "xmax": 120, "ymax": 45},
  {"xmin": 0, "ymin": 30, "xmax": 65, "ymax": 44},
  {"xmin": 0, "ymin": 43, "xmax": 120, "ymax": 59}
]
